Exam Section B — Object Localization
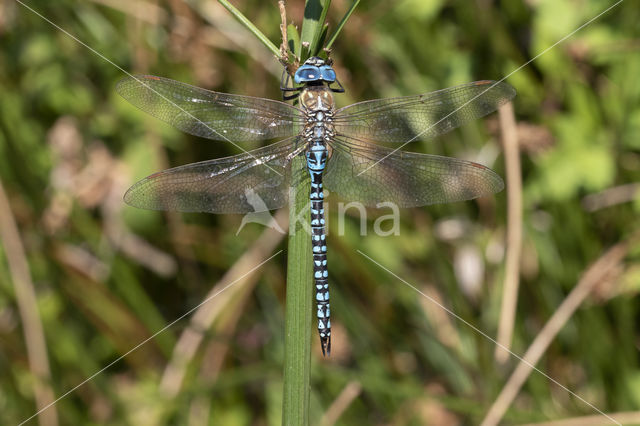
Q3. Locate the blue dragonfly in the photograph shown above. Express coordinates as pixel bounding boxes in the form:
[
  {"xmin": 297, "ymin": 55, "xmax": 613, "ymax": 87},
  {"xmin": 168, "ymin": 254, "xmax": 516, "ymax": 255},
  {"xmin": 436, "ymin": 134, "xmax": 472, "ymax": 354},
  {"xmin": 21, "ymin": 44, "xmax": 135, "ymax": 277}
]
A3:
[{"xmin": 117, "ymin": 57, "xmax": 515, "ymax": 355}]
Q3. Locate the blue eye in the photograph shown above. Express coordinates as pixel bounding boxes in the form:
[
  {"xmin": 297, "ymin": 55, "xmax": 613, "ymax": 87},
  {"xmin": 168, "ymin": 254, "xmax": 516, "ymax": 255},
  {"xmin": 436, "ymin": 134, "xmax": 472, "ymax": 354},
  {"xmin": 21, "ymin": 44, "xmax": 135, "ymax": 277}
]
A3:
[
  {"xmin": 294, "ymin": 65, "xmax": 322, "ymax": 83},
  {"xmin": 319, "ymin": 65, "xmax": 336, "ymax": 82}
]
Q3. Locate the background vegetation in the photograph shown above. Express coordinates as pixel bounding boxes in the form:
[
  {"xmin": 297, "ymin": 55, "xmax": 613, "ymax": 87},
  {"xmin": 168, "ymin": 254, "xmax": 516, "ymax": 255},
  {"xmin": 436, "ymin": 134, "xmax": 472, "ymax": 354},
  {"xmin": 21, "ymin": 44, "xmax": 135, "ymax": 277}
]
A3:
[{"xmin": 1, "ymin": 0, "xmax": 639, "ymax": 424}]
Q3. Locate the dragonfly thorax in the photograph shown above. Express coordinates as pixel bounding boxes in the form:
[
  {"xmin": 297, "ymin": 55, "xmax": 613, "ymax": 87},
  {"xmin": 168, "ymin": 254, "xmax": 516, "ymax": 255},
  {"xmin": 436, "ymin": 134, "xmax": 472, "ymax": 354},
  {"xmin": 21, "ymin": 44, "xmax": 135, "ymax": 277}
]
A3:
[
  {"xmin": 300, "ymin": 86, "xmax": 335, "ymax": 112},
  {"xmin": 301, "ymin": 87, "xmax": 335, "ymax": 147}
]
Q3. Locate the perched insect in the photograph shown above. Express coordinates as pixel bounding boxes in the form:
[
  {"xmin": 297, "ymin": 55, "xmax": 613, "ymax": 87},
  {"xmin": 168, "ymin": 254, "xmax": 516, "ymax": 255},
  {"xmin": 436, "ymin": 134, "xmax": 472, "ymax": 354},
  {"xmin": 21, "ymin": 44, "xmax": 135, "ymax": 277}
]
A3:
[{"xmin": 117, "ymin": 57, "xmax": 515, "ymax": 355}]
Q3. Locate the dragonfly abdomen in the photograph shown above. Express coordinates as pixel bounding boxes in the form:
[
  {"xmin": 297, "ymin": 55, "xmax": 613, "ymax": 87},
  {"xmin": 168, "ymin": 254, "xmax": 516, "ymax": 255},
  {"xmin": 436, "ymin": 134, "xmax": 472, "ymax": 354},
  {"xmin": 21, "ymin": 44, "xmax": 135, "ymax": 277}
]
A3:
[
  {"xmin": 307, "ymin": 140, "xmax": 331, "ymax": 355},
  {"xmin": 300, "ymin": 85, "xmax": 336, "ymax": 356}
]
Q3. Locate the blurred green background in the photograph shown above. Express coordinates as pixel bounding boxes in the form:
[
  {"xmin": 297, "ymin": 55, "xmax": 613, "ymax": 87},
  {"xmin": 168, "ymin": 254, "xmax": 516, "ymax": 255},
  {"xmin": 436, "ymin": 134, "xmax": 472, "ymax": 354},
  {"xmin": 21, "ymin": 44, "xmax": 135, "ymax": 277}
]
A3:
[{"xmin": 2, "ymin": 0, "xmax": 640, "ymax": 425}]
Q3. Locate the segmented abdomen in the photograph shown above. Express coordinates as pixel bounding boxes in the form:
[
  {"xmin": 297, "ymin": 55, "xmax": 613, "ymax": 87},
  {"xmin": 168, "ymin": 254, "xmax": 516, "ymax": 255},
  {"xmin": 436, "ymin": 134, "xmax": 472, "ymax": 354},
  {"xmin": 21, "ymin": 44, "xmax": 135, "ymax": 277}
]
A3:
[{"xmin": 306, "ymin": 140, "xmax": 330, "ymax": 355}]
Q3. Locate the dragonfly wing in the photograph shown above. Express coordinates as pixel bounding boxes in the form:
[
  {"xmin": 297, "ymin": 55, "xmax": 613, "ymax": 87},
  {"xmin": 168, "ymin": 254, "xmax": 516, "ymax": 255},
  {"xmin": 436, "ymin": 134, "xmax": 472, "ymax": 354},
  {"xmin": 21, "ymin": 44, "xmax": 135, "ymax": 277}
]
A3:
[
  {"xmin": 124, "ymin": 137, "xmax": 305, "ymax": 214},
  {"xmin": 333, "ymin": 80, "xmax": 515, "ymax": 144},
  {"xmin": 324, "ymin": 137, "xmax": 504, "ymax": 208},
  {"xmin": 117, "ymin": 75, "xmax": 304, "ymax": 142}
]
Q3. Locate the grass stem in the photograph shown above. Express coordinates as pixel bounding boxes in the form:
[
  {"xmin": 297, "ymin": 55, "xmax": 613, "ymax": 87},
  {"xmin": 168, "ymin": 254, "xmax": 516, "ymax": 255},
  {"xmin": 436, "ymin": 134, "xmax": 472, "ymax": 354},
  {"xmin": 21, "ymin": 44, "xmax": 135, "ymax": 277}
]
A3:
[{"xmin": 282, "ymin": 155, "xmax": 313, "ymax": 426}]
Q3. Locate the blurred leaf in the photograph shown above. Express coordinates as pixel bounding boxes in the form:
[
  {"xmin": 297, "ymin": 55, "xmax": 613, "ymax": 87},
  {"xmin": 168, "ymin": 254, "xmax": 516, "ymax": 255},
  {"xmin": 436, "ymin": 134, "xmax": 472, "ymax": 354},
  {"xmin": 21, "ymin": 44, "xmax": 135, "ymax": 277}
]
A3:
[
  {"xmin": 300, "ymin": 0, "xmax": 330, "ymax": 58},
  {"xmin": 20, "ymin": 34, "xmax": 57, "ymax": 66},
  {"xmin": 217, "ymin": 0, "xmax": 280, "ymax": 57},
  {"xmin": 527, "ymin": 114, "xmax": 615, "ymax": 202},
  {"xmin": 325, "ymin": 0, "xmax": 360, "ymax": 50},
  {"xmin": 397, "ymin": 0, "xmax": 445, "ymax": 21},
  {"xmin": 288, "ymin": 23, "xmax": 301, "ymax": 57}
]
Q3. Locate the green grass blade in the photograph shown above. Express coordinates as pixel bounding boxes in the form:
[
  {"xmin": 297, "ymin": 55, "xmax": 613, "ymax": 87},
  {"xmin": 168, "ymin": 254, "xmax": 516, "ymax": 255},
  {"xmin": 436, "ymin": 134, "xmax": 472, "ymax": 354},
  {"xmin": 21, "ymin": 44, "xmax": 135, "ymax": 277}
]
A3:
[
  {"xmin": 300, "ymin": 0, "xmax": 331, "ymax": 58},
  {"xmin": 282, "ymin": 155, "xmax": 313, "ymax": 426},
  {"xmin": 288, "ymin": 23, "xmax": 301, "ymax": 57},
  {"xmin": 217, "ymin": 0, "xmax": 280, "ymax": 57},
  {"xmin": 325, "ymin": 0, "xmax": 360, "ymax": 50},
  {"xmin": 317, "ymin": 24, "xmax": 329, "ymax": 54}
]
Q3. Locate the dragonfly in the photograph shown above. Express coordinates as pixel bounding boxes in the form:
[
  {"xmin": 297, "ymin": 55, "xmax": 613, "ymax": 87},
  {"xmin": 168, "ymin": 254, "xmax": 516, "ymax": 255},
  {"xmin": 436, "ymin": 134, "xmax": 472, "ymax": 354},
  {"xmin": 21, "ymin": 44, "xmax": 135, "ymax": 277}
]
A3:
[{"xmin": 117, "ymin": 57, "xmax": 516, "ymax": 356}]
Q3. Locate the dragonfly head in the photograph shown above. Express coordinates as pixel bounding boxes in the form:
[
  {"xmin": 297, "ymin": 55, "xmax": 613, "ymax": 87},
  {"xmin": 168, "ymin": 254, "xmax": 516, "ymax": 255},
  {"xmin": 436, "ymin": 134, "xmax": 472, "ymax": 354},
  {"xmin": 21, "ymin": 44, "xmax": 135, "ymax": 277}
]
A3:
[
  {"xmin": 294, "ymin": 57, "xmax": 337, "ymax": 85},
  {"xmin": 282, "ymin": 57, "xmax": 344, "ymax": 100}
]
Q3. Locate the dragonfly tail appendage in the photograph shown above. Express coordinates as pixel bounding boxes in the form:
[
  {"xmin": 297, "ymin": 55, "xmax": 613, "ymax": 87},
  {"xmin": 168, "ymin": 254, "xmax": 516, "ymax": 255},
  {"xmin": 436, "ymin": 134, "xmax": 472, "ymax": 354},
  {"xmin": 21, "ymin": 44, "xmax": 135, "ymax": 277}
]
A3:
[{"xmin": 320, "ymin": 331, "xmax": 331, "ymax": 356}]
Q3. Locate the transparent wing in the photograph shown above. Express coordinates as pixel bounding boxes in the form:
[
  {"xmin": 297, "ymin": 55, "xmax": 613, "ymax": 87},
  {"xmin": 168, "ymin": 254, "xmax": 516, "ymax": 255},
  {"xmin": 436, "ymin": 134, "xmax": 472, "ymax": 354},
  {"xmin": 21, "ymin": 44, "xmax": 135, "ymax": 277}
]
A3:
[
  {"xmin": 324, "ymin": 137, "xmax": 504, "ymax": 208},
  {"xmin": 117, "ymin": 75, "xmax": 304, "ymax": 142},
  {"xmin": 333, "ymin": 80, "xmax": 515, "ymax": 144},
  {"xmin": 124, "ymin": 137, "xmax": 305, "ymax": 214}
]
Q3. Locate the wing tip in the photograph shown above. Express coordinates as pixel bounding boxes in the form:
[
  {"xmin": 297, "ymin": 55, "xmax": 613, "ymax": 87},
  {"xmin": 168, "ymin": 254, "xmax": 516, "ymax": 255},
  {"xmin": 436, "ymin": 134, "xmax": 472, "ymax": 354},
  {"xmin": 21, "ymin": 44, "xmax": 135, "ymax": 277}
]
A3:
[
  {"xmin": 122, "ymin": 176, "xmax": 156, "ymax": 209},
  {"xmin": 122, "ymin": 185, "xmax": 140, "ymax": 208},
  {"xmin": 493, "ymin": 173, "xmax": 505, "ymax": 194},
  {"xmin": 466, "ymin": 161, "xmax": 505, "ymax": 197}
]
